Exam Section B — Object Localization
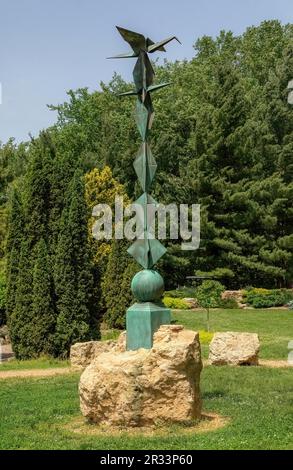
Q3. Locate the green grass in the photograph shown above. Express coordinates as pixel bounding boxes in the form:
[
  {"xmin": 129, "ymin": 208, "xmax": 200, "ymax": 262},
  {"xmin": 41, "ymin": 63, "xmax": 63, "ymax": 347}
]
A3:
[
  {"xmin": 1, "ymin": 308, "xmax": 290, "ymax": 371},
  {"xmin": 172, "ymin": 308, "xmax": 292, "ymax": 360},
  {"xmin": 0, "ymin": 330, "xmax": 121, "ymax": 371},
  {"xmin": 100, "ymin": 329, "xmax": 121, "ymax": 341},
  {"xmin": 0, "ymin": 368, "xmax": 292, "ymax": 450},
  {"xmin": 0, "ymin": 308, "xmax": 292, "ymax": 450},
  {"xmin": 0, "ymin": 357, "xmax": 69, "ymax": 371}
]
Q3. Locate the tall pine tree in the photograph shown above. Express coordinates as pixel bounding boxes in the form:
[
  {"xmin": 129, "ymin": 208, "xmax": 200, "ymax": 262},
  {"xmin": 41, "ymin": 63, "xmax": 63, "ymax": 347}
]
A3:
[
  {"xmin": 102, "ymin": 239, "xmax": 139, "ymax": 329},
  {"xmin": 54, "ymin": 170, "xmax": 100, "ymax": 356},
  {"xmin": 9, "ymin": 240, "xmax": 34, "ymax": 359},
  {"xmin": 31, "ymin": 238, "xmax": 56, "ymax": 355},
  {"xmin": 5, "ymin": 189, "xmax": 24, "ymax": 321}
]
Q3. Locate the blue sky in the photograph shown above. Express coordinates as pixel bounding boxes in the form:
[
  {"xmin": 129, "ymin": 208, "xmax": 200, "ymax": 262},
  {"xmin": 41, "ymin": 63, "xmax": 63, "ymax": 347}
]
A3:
[{"xmin": 0, "ymin": 0, "xmax": 292, "ymax": 143}]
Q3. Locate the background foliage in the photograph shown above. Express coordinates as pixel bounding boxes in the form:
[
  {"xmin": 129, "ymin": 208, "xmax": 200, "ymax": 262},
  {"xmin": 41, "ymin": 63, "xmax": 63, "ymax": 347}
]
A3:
[{"xmin": 0, "ymin": 20, "xmax": 292, "ymax": 356}]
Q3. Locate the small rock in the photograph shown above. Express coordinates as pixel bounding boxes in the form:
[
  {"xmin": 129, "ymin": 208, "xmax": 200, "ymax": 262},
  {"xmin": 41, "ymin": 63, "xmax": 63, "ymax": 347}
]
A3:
[
  {"xmin": 183, "ymin": 298, "xmax": 198, "ymax": 308},
  {"xmin": 0, "ymin": 325, "xmax": 10, "ymax": 345},
  {"xmin": 209, "ymin": 332, "xmax": 260, "ymax": 366},
  {"xmin": 70, "ymin": 333, "xmax": 126, "ymax": 370},
  {"xmin": 221, "ymin": 290, "xmax": 244, "ymax": 307}
]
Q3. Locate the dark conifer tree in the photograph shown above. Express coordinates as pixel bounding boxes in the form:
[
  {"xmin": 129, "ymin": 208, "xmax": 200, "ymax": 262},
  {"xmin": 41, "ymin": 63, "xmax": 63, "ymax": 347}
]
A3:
[
  {"xmin": 5, "ymin": 189, "xmax": 24, "ymax": 320},
  {"xmin": 102, "ymin": 239, "xmax": 139, "ymax": 329},
  {"xmin": 54, "ymin": 170, "xmax": 100, "ymax": 356},
  {"xmin": 9, "ymin": 240, "xmax": 34, "ymax": 359},
  {"xmin": 31, "ymin": 238, "xmax": 56, "ymax": 355},
  {"xmin": 25, "ymin": 131, "xmax": 55, "ymax": 247}
]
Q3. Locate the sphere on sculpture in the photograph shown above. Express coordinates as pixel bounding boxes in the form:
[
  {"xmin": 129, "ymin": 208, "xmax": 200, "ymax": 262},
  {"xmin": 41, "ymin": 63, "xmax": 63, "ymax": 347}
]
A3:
[{"xmin": 131, "ymin": 269, "xmax": 164, "ymax": 302}]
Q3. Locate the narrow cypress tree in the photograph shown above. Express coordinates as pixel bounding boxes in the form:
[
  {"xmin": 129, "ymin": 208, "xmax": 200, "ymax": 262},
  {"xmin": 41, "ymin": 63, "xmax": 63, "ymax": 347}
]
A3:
[
  {"xmin": 25, "ymin": 131, "xmax": 55, "ymax": 247},
  {"xmin": 9, "ymin": 240, "xmax": 34, "ymax": 359},
  {"xmin": 31, "ymin": 238, "xmax": 56, "ymax": 355},
  {"xmin": 54, "ymin": 170, "xmax": 100, "ymax": 357},
  {"xmin": 102, "ymin": 239, "xmax": 139, "ymax": 329},
  {"xmin": 5, "ymin": 189, "xmax": 24, "ymax": 320}
]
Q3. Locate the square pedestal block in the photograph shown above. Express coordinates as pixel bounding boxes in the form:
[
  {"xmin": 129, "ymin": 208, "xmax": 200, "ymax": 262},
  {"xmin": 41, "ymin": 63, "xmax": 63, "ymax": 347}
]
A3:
[{"xmin": 126, "ymin": 302, "xmax": 171, "ymax": 350}]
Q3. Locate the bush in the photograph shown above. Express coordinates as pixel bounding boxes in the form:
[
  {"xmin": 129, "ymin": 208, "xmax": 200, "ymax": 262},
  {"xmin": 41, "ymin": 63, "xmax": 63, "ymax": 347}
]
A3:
[
  {"xmin": 199, "ymin": 330, "xmax": 214, "ymax": 344},
  {"xmin": 163, "ymin": 297, "xmax": 191, "ymax": 310},
  {"xmin": 165, "ymin": 288, "xmax": 197, "ymax": 299},
  {"xmin": 242, "ymin": 287, "xmax": 270, "ymax": 301},
  {"xmin": 220, "ymin": 298, "xmax": 239, "ymax": 309},
  {"xmin": 287, "ymin": 301, "xmax": 293, "ymax": 311},
  {"xmin": 245, "ymin": 288, "xmax": 293, "ymax": 308}
]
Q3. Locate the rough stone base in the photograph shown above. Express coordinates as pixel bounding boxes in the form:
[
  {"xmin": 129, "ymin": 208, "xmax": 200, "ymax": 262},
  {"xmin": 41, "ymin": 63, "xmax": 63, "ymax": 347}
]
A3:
[
  {"xmin": 79, "ymin": 325, "xmax": 202, "ymax": 427},
  {"xmin": 209, "ymin": 332, "xmax": 260, "ymax": 366}
]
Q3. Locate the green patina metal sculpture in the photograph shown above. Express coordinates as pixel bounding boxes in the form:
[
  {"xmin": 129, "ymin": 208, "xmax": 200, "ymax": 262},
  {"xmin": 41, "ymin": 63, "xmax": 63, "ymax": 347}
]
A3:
[{"xmin": 109, "ymin": 26, "xmax": 180, "ymax": 350}]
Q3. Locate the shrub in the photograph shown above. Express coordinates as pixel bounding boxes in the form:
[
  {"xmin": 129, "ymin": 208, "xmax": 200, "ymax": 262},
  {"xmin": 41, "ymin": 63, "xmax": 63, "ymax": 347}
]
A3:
[
  {"xmin": 249, "ymin": 296, "xmax": 275, "ymax": 308},
  {"xmin": 165, "ymin": 288, "xmax": 197, "ymax": 299},
  {"xmin": 163, "ymin": 297, "xmax": 191, "ymax": 310},
  {"xmin": 250, "ymin": 288, "xmax": 271, "ymax": 295},
  {"xmin": 245, "ymin": 288, "xmax": 293, "ymax": 308},
  {"xmin": 199, "ymin": 330, "xmax": 214, "ymax": 345},
  {"xmin": 288, "ymin": 301, "xmax": 293, "ymax": 311},
  {"xmin": 220, "ymin": 298, "xmax": 239, "ymax": 309}
]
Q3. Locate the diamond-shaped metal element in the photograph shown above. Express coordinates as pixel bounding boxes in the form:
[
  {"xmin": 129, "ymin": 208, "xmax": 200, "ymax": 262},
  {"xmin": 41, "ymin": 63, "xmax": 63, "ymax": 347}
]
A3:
[
  {"xmin": 135, "ymin": 192, "xmax": 157, "ymax": 206},
  {"xmin": 133, "ymin": 54, "xmax": 154, "ymax": 93},
  {"xmin": 133, "ymin": 143, "xmax": 157, "ymax": 192},
  {"xmin": 135, "ymin": 96, "xmax": 154, "ymax": 140},
  {"xmin": 132, "ymin": 193, "xmax": 158, "ymax": 237},
  {"xmin": 128, "ymin": 237, "xmax": 167, "ymax": 269}
]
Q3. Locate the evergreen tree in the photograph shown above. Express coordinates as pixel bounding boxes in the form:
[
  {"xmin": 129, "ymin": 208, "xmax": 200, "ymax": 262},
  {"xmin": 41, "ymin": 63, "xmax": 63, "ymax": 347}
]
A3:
[
  {"xmin": 0, "ymin": 271, "xmax": 6, "ymax": 326},
  {"xmin": 25, "ymin": 131, "xmax": 55, "ymax": 246},
  {"xmin": 54, "ymin": 170, "xmax": 100, "ymax": 357},
  {"xmin": 9, "ymin": 240, "xmax": 34, "ymax": 359},
  {"xmin": 102, "ymin": 239, "xmax": 139, "ymax": 329},
  {"xmin": 31, "ymin": 238, "xmax": 56, "ymax": 355},
  {"xmin": 5, "ymin": 189, "xmax": 24, "ymax": 321}
]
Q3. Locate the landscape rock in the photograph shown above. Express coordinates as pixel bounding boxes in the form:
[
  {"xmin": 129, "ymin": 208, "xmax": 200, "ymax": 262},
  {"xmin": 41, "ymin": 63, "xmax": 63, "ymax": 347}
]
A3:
[
  {"xmin": 79, "ymin": 325, "xmax": 202, "ymax": 426},
  {"xmin": 70, "ymin": 332, "xmax": 126, "ymax": 370},
  {"xmin": 221, "ymin": 290, "xmax": 245, "ymax": 307},
  {"xmin": 209, "ymin": 332, "xmax": 260, "ymax": 366},
  {"xmin": 183, "ymin": 298, "xmax": 198, "ymax": 308},
  {"xmin": 0, "ymin": 325, "xmax": 10, "ymax": 345}
]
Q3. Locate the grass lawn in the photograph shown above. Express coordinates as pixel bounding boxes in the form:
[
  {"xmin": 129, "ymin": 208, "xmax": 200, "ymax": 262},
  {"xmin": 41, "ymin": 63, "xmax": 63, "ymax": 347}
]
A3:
[
  {"xmin": 0, "ymin": 328, "xmax": 119, "ymax": 371},
  {"xmin": 0, "ymin": 367, "xmax": 292, "ymax": 450},
  {"xmin": 173, "ymin": 308, "xmax": 293, "ymax": 360},
  {"xmin": 0, "ymin": 357, "xmax": 70, "ymax": 371},
  {"xmin": 0, "ymin": 308, "xmax": 292, "ymax": 450}
]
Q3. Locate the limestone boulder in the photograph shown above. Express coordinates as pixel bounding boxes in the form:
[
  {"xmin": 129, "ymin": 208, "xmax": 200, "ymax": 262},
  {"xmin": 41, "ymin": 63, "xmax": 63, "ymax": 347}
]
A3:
[
  {"xmin": 79, "ymin": 325, "xmax": 202, "ymax": 427},
  {"xmin": 209, "ymin": 332, "xmax": 260, "ymax": 366},
  {"xmin": 183, "ymin": 298, "xmax": 198, "ymax": 308},
  {"xmin": 70, "ymin": 332, "xmax": 126, "ymax": 370},
  {"xmin": 0, "ymin": 325, "xmax": 10, "ymax": 345}
]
